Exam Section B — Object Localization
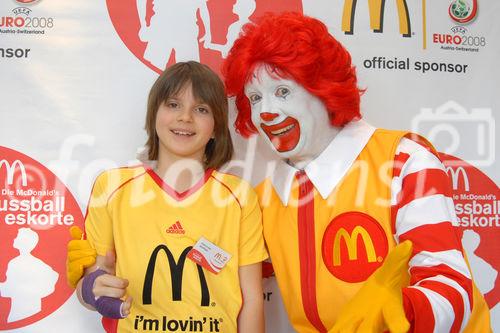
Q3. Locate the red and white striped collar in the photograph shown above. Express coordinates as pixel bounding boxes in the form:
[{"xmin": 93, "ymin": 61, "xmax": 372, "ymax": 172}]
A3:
[{"xmin": 269, "ymin": 119, "xmax": 376, "ymax": 206}]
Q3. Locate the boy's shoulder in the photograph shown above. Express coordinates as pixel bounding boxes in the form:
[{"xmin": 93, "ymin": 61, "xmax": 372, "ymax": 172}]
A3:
[
  {"xmin": 211, "ymin": 170, "xmax": 253, "ymax": 189},
  {"xmin": 211, "ymin": 170, "xmax": 257, "ymax": 204},
  {"xmin": 94, "ymin": 164, "xmax": 146, "ymax": 191}
]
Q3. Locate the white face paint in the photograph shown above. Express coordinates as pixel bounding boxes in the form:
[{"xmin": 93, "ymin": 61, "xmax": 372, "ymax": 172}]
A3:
[{"xmin": 244, "ymin": 64, "xmax": 339, "ymax": 168}]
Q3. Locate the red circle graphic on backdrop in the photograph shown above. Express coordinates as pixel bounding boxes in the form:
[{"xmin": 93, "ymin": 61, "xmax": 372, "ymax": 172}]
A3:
[
  {"xmin": 322, "ymin": 212, "xmax": 389, "ymax": 283},
  {"xmin": 440, "ymin": 153, "xmax": 499, "ymax": 309},
  {"xmin": 105, "ymin": 0, "xmax": 303, "ymax": 75},
  {"xmin": 0, "ymin": 146, "xmax": 84, "ymax": 330}
]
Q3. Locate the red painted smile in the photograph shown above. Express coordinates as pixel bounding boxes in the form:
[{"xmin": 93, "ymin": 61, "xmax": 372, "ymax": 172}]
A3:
[{"xmin": 261, "ymin": 117, "xmax": 300, "ymax": 152}]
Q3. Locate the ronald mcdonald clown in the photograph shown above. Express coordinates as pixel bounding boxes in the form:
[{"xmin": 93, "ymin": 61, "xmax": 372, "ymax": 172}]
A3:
[
  {"xmin": 68, "ymin": 12, "xmax": 491, "ymax": 333},
  {"xmin": 222, "ymin": 12, "xmax": 491, "ymax": 333}
]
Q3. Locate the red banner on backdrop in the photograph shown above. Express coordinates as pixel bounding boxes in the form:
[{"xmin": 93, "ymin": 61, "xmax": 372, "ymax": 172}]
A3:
[
  {"xmin": 0, "ymin": 146, "xmax": 84, "ymax": 330},
  {"xmin": 441, "ymin": 153, "xmax": 499, "ymax": 309}
]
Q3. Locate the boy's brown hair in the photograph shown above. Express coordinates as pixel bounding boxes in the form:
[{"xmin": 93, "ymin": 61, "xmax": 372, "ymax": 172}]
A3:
[{"xmin": 145, "ymin": 61, "xmax": 233, "ymax": 169}]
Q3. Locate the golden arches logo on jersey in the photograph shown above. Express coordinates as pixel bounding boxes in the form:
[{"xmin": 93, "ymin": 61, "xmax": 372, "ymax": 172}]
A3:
[
  {"xmin": 342, "ymin": 0, "xmax": 412, "ymax": 37},
  {"xmin": 322, "ymin": 212, "xmax": 388, "ymax": 283},
  {"xmin": 143, "ymin": 245, "xmax": 210, "ymax": 307},
  {"xmin": 333, "ymin": 226, "xmax": 377, "ymax": 266}
]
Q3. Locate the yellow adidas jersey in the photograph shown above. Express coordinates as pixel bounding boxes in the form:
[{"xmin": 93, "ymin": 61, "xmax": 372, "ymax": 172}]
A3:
[{"xmin": 85, "ymin": 165, "xmax": 268, "ymax": 333}]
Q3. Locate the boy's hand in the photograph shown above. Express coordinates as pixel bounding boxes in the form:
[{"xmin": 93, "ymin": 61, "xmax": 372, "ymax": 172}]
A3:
[
  {"xmin": 88, "ymin": 251, "xmax": 132, "ymax": 318},
  {"xmin": 330, "ymin": 241, "xmax": 413, "ymax": 333},
  {"xmin": 93, "ymin": 251, "xmax": 124, "ymax": 298},
  {"xmin": 67, "ymin": 226, "xmax": 96, "ymax": 288}
]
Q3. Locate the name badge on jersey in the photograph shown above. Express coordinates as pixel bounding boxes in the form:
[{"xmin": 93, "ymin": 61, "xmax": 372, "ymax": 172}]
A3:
[{"xmin": 187, "ymin": 237, "xmax": 231, "ymax": 274}]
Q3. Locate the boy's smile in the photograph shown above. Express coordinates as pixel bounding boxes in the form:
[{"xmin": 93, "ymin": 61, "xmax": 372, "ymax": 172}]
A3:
[{"xmin": 156, "ymin": 83, "xmax": 215, "ymax": 164}]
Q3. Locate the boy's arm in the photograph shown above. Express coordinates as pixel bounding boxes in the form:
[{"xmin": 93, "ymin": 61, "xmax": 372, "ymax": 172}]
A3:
[
  {"xmin": 237, "ymin": 262, "xmax": 264, "ymax": 333},
  {"xmin": 75, "ymin": 252, "xmax": 132, "ymax": 317},
  {"xmin": 73, "ymin": 170, "xmax": 134, "ymax": 318}
]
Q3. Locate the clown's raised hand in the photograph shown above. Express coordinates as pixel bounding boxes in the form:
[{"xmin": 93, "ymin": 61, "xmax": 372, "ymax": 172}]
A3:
[
  {"xmin": 330, "ymin": 241, "xmax": 413, "ymax": 333},
  {"xmin": 67, "ymin": 226, "xmax": 97, "ymax": 288}
]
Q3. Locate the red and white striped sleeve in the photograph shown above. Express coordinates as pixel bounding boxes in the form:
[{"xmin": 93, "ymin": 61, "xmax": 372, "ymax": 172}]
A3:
[{"xmin": 391, "ymin": 137, "xmax": 473, "ymax": 333}]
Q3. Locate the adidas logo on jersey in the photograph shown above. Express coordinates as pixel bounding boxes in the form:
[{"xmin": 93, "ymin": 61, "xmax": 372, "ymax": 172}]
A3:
[{"xmin": 166, "ymin": 221, "xmax": 185, "ymax": 234}]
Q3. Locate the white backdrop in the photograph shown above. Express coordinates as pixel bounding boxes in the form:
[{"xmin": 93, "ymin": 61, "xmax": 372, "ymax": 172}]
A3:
[{"xmin": 0, "ymin": 0, "xmax": 498, "ymax": 332}]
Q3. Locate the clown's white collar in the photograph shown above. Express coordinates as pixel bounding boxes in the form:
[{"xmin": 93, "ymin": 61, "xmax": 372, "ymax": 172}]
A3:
[{"xmin": 269, "ymin": 119, "xmax": 376, "ymax": 206}]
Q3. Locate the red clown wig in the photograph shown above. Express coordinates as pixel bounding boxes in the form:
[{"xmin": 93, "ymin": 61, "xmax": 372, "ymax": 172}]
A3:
[{"xmin": 223, "ymin": 12, "xmax": 362, "ymax": 137}]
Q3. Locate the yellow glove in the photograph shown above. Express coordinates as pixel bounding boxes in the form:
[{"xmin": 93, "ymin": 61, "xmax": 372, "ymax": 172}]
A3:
[
  {"xmin": 66, "ymin": 226, "xmax": 97, "ymax": 288},
  {"xmin": 330, "ymin": 240, "xmax": 413, "ymax": 333}
]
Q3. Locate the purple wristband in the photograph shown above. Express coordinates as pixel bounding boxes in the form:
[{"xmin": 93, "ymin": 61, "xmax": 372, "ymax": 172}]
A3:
[
  {"xmin": 82, "ymin": 269, "xmax": 106, "ymax": 308},
  {"xmin": 82, "ymin": 269, "xmax": 125, "ymax": 319},
  {"xmin": 95, "ymin": 296, "xmax": 126, "ymax": 319}
]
